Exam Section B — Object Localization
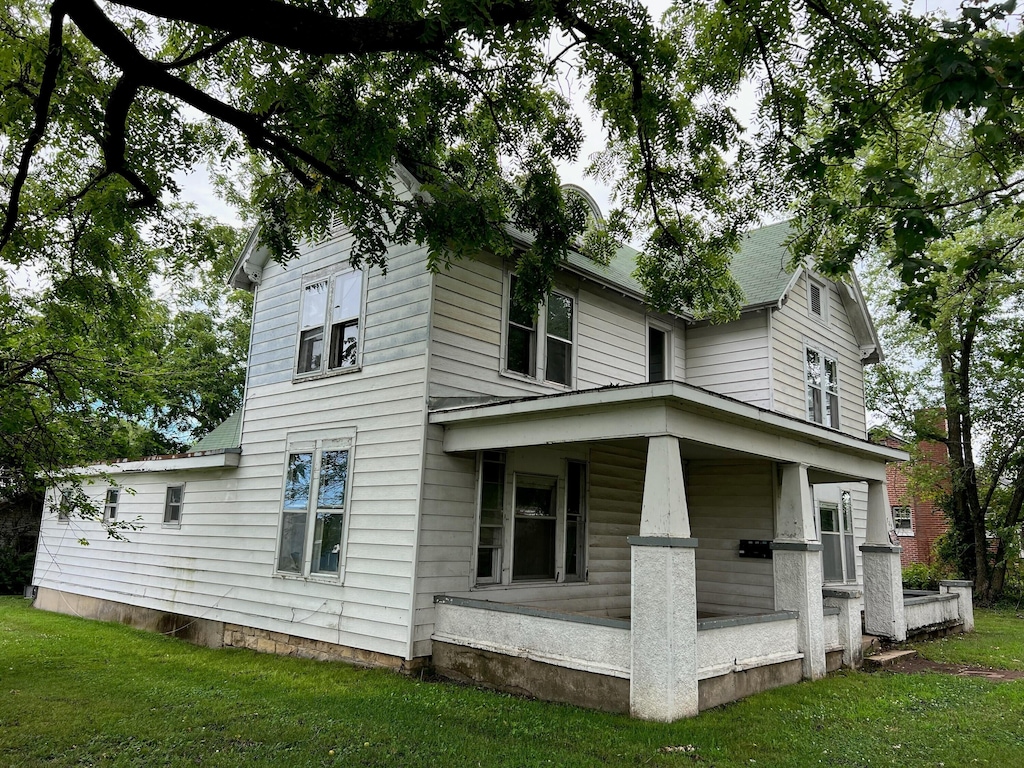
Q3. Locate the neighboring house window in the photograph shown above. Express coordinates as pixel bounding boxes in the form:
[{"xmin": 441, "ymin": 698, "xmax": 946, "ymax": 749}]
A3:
[
  {"xmin": 277, "ymin": 435, "xmax": 353, "ymax": 578},
  {"xmin": 56, "ymin": 492, "xmax": 70, "ymax": 523},
  {"xmin": 820, "ymin": 492, "xmax": 856, "ymax": 583},
  {"xmin": 163, "ymin": 485, "xmax": 184, "ymax": 527},
  {"xmin": 504, "ymin": 275, "xmax": 575, "ymax": 386},
  {"xmin": 103, "ymin": 489, "xmax": 119, "ymax": 522},
  {"xmin": 296, "ymin": 269, "xmax": 363, "ymax": 376},
  {"xmin": 648, "ymin": 325, "xmax": 669, "ymax": 382},
  {"xmin": 893, "ymin": 505, "xmax": 913, "ymax": 535},
  {"xmin": 808, "ymin": 278, "xmax": 828, "ymax": 324},
  {"xmin": 805, "ymin": 347, "xmax": 839, "ymax": 428},
  {"xmin": 474, "ymin": 450, "xmax": 587, "ymax": 586}
]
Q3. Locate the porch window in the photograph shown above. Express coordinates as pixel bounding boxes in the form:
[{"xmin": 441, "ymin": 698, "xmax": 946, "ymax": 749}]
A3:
[
  {"xmin": 103, "ymin": 488, "xmax": 119, "ymax": 523},
  {"xmin": 820, "ymin": 492, "xmax": 856, "ymax": 583},
  {"xmin": 564, "ymin": 461, "xmax": 587, "ymax": 581},
  {"xmin": 277, "ymin": 436, "xmax": 352, "ymax": 577},
  {"xmin": 163, "ymin": 485, "xmax": 184, "ymax": 527},
  {"xmin": 296, "ymin": 269, "xmax": 363, "ymax": 376},
  {"xmin": 504, "ymin": 275, "xmax": 574, "ymax": 386},
  {"xmin": 513, "ymin": 474, "xmax": 558, "ymax": 581},
  {"xmin": 476, "ymin": 451, "xmax": 506, "ymax": 583},
  {"xmin": 805, "ymin": 347, "xmax": 839, "ymax": 429},
  {"xmin": 893, "ymin": 505, "xmax": 913, "ymax": 534}
]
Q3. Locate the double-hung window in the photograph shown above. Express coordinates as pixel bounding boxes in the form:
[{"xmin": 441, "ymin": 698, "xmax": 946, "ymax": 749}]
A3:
[
  {"xmin": 805, "ymin": 346, "xmax": 839, "ymax": 429},
  {"xmin": 277, "ymin": 433, "xmax": 354, "ymax": 578},
  {"xmin": 103, "ymin": 489, "xmax": 119, "ymax": 522},
  {"xmin": 892, "ymin": 505, "xmax": 913, "ymax": 534},
  {"xmin": 820, "ymin": 491, "xmax": 856, "ymax": 583},
  {"xmin": 504, "ymin": 275, "xmax": 574, "ymax": 387},
  {"xmin": 163, "ymin": 485, "xmax": 184, "ymax": 527},
  {"xmin": 474, "ymin": 449, "xmax": 587, "ymax": 586},
  {"xmin": 296, "ymin": 269, "xmax": 363, "ymax": 376}
]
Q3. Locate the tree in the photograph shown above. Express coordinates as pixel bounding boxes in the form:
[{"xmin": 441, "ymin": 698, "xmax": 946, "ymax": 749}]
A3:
[
  {"xmin": 4, "ymin": 0, "xmax": 1021, "ymax": 323},
  {"xmin": 865, "ymin": 132, "xmax": 1024, "ymax": 602}
]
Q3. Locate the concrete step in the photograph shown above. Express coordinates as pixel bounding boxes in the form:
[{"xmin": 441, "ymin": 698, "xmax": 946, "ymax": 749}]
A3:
[
  {"xmin": 861, "ymin": 635, "xmax": 882, "ymax": 658},
  {"xmin": 864, "ymin": 649, "xmax": 918, "ymax": 670}
]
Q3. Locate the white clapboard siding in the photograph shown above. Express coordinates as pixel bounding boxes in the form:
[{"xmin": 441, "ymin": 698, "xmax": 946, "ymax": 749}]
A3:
[
  {"xmin": 684, "ymin": 313, "xmax": 772, "ymax": 408},
  {"xmin": 34, "ymin": 227, "xmax": 436, "ymax": 660},
  {"xmin": 687, "ymin": 460, "xmax": 776, "ymax": 615},
  {"xmin": 771, "ymin": 275, "xmax": 868, "ymax": 438}
]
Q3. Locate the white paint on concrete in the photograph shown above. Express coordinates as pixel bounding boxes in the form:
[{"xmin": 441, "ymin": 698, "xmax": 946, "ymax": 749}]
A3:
[
  {"xmin": 823, "ymin": 589, "xmax": 863, "ymax": 667},
  {"xmin": 697, "ymin": 615, "xmax": 801, "ymax": 679},
  {"xmin": 640, "ymin": 436, "xmax": 690, "ymax": 537},
  {"xmin": 940, "ymin": 581, "xmax": 975, "ymax": 632},
  {"xmin": 905, "ymin": 593, "xmax": 960, "ymax": 633}
]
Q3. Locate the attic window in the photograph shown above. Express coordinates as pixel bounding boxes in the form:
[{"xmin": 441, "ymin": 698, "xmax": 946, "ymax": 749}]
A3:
[{"xmin": 808, "ymin": 279, "xmax": 827, "ymax": 324}]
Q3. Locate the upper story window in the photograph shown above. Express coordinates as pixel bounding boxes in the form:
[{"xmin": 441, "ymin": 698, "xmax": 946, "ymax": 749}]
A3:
[
  {"xmin": 277, "ymin": 432, "xmax": 354, "ymax": 579},
  {"xmin": 648, "ymin": 324, "xmax": 671, "ymax": 382},
  {"xmin": 504, "ymin": 275, "xmax": 575, "ymax": 387},
  {"xmin": 103, "ymin": 488, "xmax": 119, "ymax": 523},
  {"xmin": 808, "ymin": 277, "xmax": 828, "ymax": 325},
  {"xmin": 296, "ymin": 269, "xmax": 363, "ymax": 377},
  {"xmin": 805, "ymin": 346, "xmax": 839, "ymax": 429}
]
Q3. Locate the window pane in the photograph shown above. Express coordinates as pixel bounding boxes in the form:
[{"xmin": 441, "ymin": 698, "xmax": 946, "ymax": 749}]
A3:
[
  {"xmin": 284, "ymin": 453, "xmax": 313, "ymax": 509},
  {"xmin": 506, "ymin": 325, "xmax": 534, "ymax": 375},
  {"xmin": 333, "ymin": 272, "xmax": 361, "ymax": 321},
  {"xmin": 168, "ymin": 486, "xmax": 182, "ymax": 505},
  {"xmin": 822, "ymin": 532, "xmax": 843, "ymax": 582},
  {"xmin": 546, "ymin": 293, "xmax": 572, "ymax": 340},
  {"xmin": 515, "ymin": 477, "xmax": 556, "ymax": 517},
  {"xmin": 649, "ymin": 327, "xmax": 666, "ymax": 382},
  {"xmin": 106, "ymin": 489, "xmax": 119, "ymax": 505},
  {"xmin": 824, "ymin": 357, "xmax": 838, "ymax": 392},
  {"xmin": 565, "ymin": 461, "xmax": 586, "ymax": 581},
  {"xmin": 819, "ymin": 504, "xmax": 838, "ymax": 532},
  {"xmin": 806, "ymin": 348, "xmax": 821, "ymax": 386},
  {"xmin": 317, "ymin": 450, "xmax": 348, "ymax": 508},
  {"xmin": 545, "ymin": 338, "xmax": 571, "ymax": 385},
  {"xmin": 298, "ymin": 327, "xmax": 324, "ymax": 373},
  {"xmin": 508, "ymin": 277, "xmax": 536, "ymax": 329},
  {"xmin": 301, "ymin": 281, "xmax": 328, "ymax": 329},
  {"xmin": 328, "ymin": 321, "xmax": 358, "ymax": 369},
  {"xmin": 312, "ymin": 512, "xmax": 344, "ymax": 574},
  {"xmin": 844, "ymin": 533, "xmax": 857, "ymax": 581},
  {"xmin": 513, "ymin": 518, "xmax": 556, "ymax": 580},
  {"xmin": 827, "ymin": 392, "xmax": 840, "ymax": 429},
  {"xmin": 277, "ymin": 510, "xmax": 307, "ymax": 573}
]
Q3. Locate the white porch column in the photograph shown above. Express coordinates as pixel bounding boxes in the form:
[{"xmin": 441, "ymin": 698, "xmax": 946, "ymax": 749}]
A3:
[
  {"xmin": 629, "ymin": 435, "xmax": 698, "ymax": 721},
  {"xmin": 772, "ymin": 463, "xmax": 826, "ymax": 680},
  {"xmin": 861, "ymin": 480, "xmax": 907, "ymax": 641}
]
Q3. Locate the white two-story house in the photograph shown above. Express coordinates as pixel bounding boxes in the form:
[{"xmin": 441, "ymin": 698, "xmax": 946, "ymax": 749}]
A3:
[{"xmin": 32, "ymin": 184, "xmax": 973, "ymax": 721}]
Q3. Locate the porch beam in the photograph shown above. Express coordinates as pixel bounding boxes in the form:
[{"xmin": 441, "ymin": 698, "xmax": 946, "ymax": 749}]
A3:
[
  {"xmin": 861, "ymin": 480, "xmax": 907, "ymax": 640},
  {"xmin": 772, "ymin": 463, "xmax": 826, "ymax": 680}
]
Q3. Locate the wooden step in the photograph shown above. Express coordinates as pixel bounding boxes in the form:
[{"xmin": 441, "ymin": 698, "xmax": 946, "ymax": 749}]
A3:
[{"xmin": 863, "ymin": 649, "xmax": 918, "ymax": 670}]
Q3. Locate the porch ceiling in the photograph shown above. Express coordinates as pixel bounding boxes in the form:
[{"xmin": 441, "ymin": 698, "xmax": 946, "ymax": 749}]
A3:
[{"xmin": 428, "ymin": 381, "xmax": 907, "ymax": 482}]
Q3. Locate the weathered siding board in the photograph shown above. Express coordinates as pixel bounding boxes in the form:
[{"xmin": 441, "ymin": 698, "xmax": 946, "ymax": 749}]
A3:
[
  {"xmin": 687, "ymin": 460, "xmax": 775, "ymax": 615},
  {"xmin": 685, "ymin": 313, "xmax": 771, "ymax": 408},
  {"xmin": 771, "ymin": 275, "xmax": 868, "ymax": 438}
]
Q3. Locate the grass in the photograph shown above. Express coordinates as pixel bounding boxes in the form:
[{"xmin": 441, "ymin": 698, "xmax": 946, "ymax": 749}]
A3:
[
  {"xmin": 2, "ymin": 598, "xmax": 1024, "ymax": 767},
  {"xmin": 911, "ymin": 605, "xmax": 1024, "ymax": 669}
]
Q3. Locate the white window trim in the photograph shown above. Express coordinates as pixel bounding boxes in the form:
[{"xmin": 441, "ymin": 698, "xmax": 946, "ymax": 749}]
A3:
[
  {"xmin": 500, "ymin": 272, "xmax": 577, "ymax": 389},
  {"xmin": 646, "ymin": 317, "xmax": 673, "ymax": 383},
  {"xmin": 163, "ymin": 484, "xmax": 184, "ymax": 528},
  {"xmin": 808, "ymin": 275, "xmax": 829, "ymax": 325},
  {"xmin": 803, "ymin": 342, "xmax": 841, "ymax": 430},
  {"xmin": 472, "ymin": 448, "xmax": 588, "ymax": 588},
  {"xmin": 293, "ymin": 266, "xmax": 367, "ymax": 381},
  {"xmin": 274, "ymin": 428, "xmax": 357, "ymax": 582},
  {"xmin": 103, "ymin": 488, "xmax": 119, "ymax": 523},
  {"xmin": 816, "ymin": 492, "xmax": 857, "ymax": 585},
  {"xmin": 893, "ymin": 505, "xmax": 914, "ymax": 536}
]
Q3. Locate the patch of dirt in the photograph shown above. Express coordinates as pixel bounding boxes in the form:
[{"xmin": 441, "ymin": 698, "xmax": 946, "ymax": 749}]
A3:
[{"xmin": 887, "ymin": 656, "xmax": 1024, "ymax": 681}]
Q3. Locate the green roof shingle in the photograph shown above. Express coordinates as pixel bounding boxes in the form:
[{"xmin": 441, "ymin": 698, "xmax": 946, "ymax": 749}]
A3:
[{"xmin": 189, "ymin": 410, "xmax": 242, "ymax": 452}]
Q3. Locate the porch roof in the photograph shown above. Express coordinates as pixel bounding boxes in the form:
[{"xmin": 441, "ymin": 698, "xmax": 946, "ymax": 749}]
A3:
[{"xmin": 428, "ymin": 380, "xmax": 907, "ymax": 482}]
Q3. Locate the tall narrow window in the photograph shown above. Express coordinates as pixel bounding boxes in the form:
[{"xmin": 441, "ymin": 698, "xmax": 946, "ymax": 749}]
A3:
[
  {"xmin": 648, "ymin": 327, "xmax": 667, "ymax": 382},
  {"xmin": 821, "ymin": 493, "xmax": 856, "ymax": 583},
  {"xmin": 806, "ymin": 347, "xmax": 840, "ymax": 428},
  {"xmin": 545, "ymin": 293, "xmax": 573, "ymax": 386},
  {"xmin": 296, "ymin": 270, "xmax": 362, "ymax": 376},
  {"xmin": 564, "ymin": 461, "xmax": 587, "ymax": 581},
  {"xmin": 512, "ymin": 474, "xmax": 558, "ymax": 581},
  {"xmin": 103, "ymin": 488, "xmax": 119, "ymax": 523},
  {"xmin": 163, "ymin": 485, "xmax": 184, "ymax": 527},
  {"xmin": 476, "ymin": 451, "xmax": 506, "ymax": 583},
  {"xmin": 809, "ymin": 278, "xmax": 828, "ymax": 323},
  {"xmin": 277, "ymin": 439, "xmax": 353, "ymax": 578},
  {"xmin": 506, "ymin": 276, "xmax": 537, "ymax": 376}
]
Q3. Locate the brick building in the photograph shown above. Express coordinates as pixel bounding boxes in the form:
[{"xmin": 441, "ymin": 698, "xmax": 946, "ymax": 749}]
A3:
[{"xmin": 881, "ymin": 434, "xmax": 949, "ymax": 567}]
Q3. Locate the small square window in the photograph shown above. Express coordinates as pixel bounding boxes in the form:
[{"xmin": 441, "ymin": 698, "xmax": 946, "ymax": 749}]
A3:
[{"xmin": 163, "ymin": 485, "xmax": 184, "ymax": 527}]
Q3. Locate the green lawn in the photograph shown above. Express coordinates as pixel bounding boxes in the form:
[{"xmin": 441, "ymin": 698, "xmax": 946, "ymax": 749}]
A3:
[
  {"xmin": 911, "ymin": 605, "xmax": 1024, "ymax": 669},
  {"xmin": 2, "ymin": 597, "xmax": 1024, "ymax": 767}
]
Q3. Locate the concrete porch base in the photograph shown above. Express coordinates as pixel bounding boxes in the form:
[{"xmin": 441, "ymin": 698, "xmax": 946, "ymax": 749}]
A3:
[{"xmin": 697, "ymin": 658, "xmax": 804, "ymax": 711}]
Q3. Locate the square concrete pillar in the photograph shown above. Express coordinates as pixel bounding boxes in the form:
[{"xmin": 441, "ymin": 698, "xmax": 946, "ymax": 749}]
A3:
[
  {"xmin": 773, "ymin": 463, "xmax": 826, "ymax": 680},
  {"xmin": 629, "ymin": 538, "xmax": 698, "ymax": 721},
  {"xmin": 823, "ymin": 587, "xmax": 864, "ymax": 668},
  {"xmin": 628, "ymin": 435, "xmax": 698, "ymax": 721},
  {"xmin": 861, "ymin": 480, "xmax": 906, "ymax": 641},
  {"xmin": 940, "ymin": 579, "xmax": 975, "ymax": 632}
]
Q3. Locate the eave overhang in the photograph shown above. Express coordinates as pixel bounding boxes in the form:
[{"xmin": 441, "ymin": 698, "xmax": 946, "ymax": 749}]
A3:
[
  {"xmin": 68, "ymin": 448, "xmax": 242, "ymax": 477},
  {"xmin": 429, "ymin": 381, "xmax": 907, "ymax": 482}
]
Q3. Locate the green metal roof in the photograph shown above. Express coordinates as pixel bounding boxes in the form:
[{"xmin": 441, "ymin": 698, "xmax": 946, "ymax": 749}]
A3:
[{"xmin": 189, "ymin": 410, "xmax": 243, "ymax": 452}]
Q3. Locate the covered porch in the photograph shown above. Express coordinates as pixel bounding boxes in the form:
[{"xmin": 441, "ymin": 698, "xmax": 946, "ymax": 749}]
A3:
[{"xmin": 427, "ymin": 381, "xmax": 910, "ymax": 720}]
